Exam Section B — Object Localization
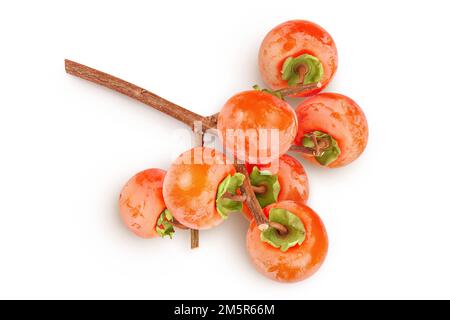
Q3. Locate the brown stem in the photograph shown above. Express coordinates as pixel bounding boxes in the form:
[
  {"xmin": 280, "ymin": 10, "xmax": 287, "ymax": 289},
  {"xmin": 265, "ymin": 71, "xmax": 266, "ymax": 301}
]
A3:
[
  {"xmin": 289, "ymin": 145, "xmax": 317, "ymax": 155},
  {"xmin": 252, "ymin": 185, "xmax": 267, "ymax": 194},
  {"xmin": 269, "ymin": 222, "xmax": 288, "ymax": 235},
  {"xmin": 205, "ymin": 113, "xmax": 219, "ymax": 128},
  {"xmin": 190, "ymin": 229, "xmax": 199, "ymax": 249},
  {"xmin": 276, "ymin": 82, "xmax": 321, "ymax": 97},
  {"xmin": 309, "ymin": 133, "xmax": 321, "ymax": 156},
  {"xmin": 172, "ymin": 218, "xmax": 189, "ymax": 230},
  {"xmin": 234, "ymin": 164, "xmax": 269, "ymax": 231},
  {"xmin": 64, "ymin": 59, "xmax": 217, "ymax": 131},
  {"xmin": 222, "ymin": 192, "xmax": 247, "ymax": 202},
  {"xmin": 297, "ymin": 64, "xmax": 308, "ymax": 84},
  {"xmin": 289, "ymin": 133, "xmax": 331, "ymax": 156},
  {"xmin": 317, "ymin": 136, "xmax": 331, "ymax": 150}
]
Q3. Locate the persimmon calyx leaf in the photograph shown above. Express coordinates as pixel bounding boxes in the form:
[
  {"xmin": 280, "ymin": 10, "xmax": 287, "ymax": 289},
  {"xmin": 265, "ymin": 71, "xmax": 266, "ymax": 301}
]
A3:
[
  {"xmin": 252, "ymin": 85, "xmax": 284, "ymax": 100},
  {"xmin": 281, "ymin": 54, "xmax": 324, "ymax": 86},
  {"xmin": 260, "ymin": 208, "xmax": 306, "ymax": 252},
  {"xmin": 216, "ymin": 173, "xmax": 245, "ymax": 219},
  {"xmin": 156, "ymin": 209, "xmax": 175, "ymax": 239},
  {"xmin": 249, "ymin": 166, "xmax": 280, "ymax": 208},
  {"xmin": 302, "ymin": 130, "xmax": 341, "ymax": 166}
]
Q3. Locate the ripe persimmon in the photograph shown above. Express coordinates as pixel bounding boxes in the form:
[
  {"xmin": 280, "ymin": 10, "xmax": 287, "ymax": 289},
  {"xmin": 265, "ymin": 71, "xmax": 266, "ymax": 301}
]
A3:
[
  {"xmin": 217, "ymin": 90, "xmax": 298, "ymax": 164},
  {"xmin": 119, "ymin": 168, "xmax": 181, "ymax": 239},
  {"xmin": 259, "ymin": 20, "xmax": 338, "ymax": 97},
  {"xmin": 293, "ymin": 93, "xmax": 369, "ymax": 168},
  {"xmin": 163, "ymin": 147, "xmax": 246, "ymax": 230},
  {"xmin": 247, "ymin": 200, "xmax": 328, "ymax": 282}
]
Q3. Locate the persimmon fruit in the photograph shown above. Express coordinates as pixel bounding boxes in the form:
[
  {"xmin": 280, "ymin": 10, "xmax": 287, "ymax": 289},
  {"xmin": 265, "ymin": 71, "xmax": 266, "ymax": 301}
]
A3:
[
  {"xmin": 217, "ymin": 90, "xmax": 298, "ymax": 164},
  {"xmin": 293, "ymin": 92, "xmax": 368, "ymax": 168},
  {"xmin": 119, "ymin": 168, "xmax": 180, "ymax": 239},
  {"xmin": 247, "ymin": 200, "xmax": 328, "ymax": 282},
  {"xmin": 259, "ymin": 20, "xmax": 338, "ymax": 97},
  {"xmin": 163, "ymin": 147, "xmax": 246, "ymax": 230}
]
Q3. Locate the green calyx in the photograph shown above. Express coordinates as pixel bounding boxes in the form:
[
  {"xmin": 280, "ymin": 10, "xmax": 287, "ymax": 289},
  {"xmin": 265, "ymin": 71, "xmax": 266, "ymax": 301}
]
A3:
[
  {"xmin": 252, "ymin": 85, "xmax": 284, "ymax": 100},
  {"xmin": 302, "ymin": 130, "xmax": 341, "ymax": 166},
  {"xmin": 260, "ymin": 208, "xmax": 306, "ymax": 252},
  {"xmin": 156, "ymin": 209, "xmax": 175, "ymax": 239},
  {"xmin": 281, "ymin": 54, "xmax": 324, "ymax": 86},
  {"xmin": 216, "ymin": 173, "xmax": 246, "ymax": 219},
  {"xmin": 249, "ymin": 167, "xmax": 280, "ymax": 208}
]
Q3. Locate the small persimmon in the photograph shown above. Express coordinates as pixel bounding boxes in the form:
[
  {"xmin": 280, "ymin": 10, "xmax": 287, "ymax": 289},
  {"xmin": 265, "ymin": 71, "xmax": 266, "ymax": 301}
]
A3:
[
  {"xmin": 119, "ymin": 169, "xmax": 179, "ymax": 239},
  {"xmin": 293, "ymin": 93, "xmax": 368, "ymax": 168},
  {"xmin": 163, "ymin": 147, "xmax": 246, "ymax": 230},
  {"xmin": 247, "ymin": 201, "xmax": 328, "ymax": 282},
  {"xmin": 217, "ymin": 90, "xmax": 297, "ymax": 164},
  {"xmin": 259, "ymin": 20, "xmax": 338, "ymax": 97}
]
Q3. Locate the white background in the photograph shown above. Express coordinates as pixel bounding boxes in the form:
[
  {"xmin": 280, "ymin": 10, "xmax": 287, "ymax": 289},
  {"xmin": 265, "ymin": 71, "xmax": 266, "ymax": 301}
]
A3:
[{"xmin": 0, "ymin": 0, "xmax": 449, "ymax": 299}]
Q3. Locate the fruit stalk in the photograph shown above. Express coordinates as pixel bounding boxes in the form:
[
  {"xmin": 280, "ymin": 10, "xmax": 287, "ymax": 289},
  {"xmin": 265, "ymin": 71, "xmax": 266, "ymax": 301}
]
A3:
[
  {"xmin": 276, "ymin": 82, "xmax": 321, "ymax": 97},
  {"xmin": 234, "ymin": 164, "xmax": 288, "ymax": 234},
  {"xmin": 234, "ymin": 164, "xmax": 269, "ymax": 230},
  {"xmin": 64, "ymin": 59, "xmax": 217, "ymax": 131}
]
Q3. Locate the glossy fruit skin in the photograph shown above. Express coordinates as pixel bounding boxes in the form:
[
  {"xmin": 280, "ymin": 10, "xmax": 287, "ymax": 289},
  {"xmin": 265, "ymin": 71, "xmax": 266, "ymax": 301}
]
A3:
[
  {"xmin": 163, "ymin": 147, "xmax": 235, "ymax": 230},
  {"xmin": 217, "ymin": 90, "xmax": 298, "ymax": 164},
  {"xmin": 277, "ymin": 155, "xmax": 309, "ymax": 203},
  {"xmin": 295, "ymin": 93, "xmax": 369, "ymax": 168},
  {"xmin": 242, "ymin": 155, "xmax": 309, "ymax": 221},
  {"xmin": 119, "ymin": 169, "xmax": 167, "ymax": 238},
  {"xmin": 247, "ymin": 201, "xmax": 328, "ymax": 282},
  {"xmin": 259, "ymin": 20, "xmax": 338, "ymax": 97},
  {"xmin": 244, "ymin": 156, "xmax": 282, "ymax": 175}
]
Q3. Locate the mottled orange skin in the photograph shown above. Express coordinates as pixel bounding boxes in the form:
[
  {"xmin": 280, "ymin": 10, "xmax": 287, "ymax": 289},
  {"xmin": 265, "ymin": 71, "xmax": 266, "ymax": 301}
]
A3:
[
  {"xmin": 163, "ymin": 147, "xmax": 235, "ymax": 230},
  {"xmin": 247, "ymin": 201, "xmax": 328, "ymax": 282},
  {"xmin": 119, "ymin": 169, "xmax": 167, "ymax": 238},
  {"xmin": 242, "ymin": 155, "xmax": 309, "ymax": 221},
  {"xmin": 259, "ymin": 20, "xmax": 338, "ymax": 97},
  {"xmin": 277, "ymin": 155, "xmax": 309, "ymax": 204},
  {"xmin": 217, "ymin": 90, "xmax": 298, "ymax": 164},
  {"xmin": 294, "ymin": 93, "xmax": 369, "ymax": 168}
]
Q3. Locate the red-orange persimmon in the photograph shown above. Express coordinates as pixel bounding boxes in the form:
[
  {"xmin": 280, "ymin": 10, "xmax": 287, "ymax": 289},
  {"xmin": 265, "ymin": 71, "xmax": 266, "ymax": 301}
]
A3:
[
  {"xmin": 294, "ymin": 93, "xmax": 369, "ymax": 168},
  {"xmin": 217, "ymin": 90, "xmax": 297, "ymax": 164},
  {"xmin": 247, "ymin": 201, "xmax": 328, "ymax": 282},
  {"xmin": 163, "ymin": 147, "xmax": 237, "ymax": 230},
  {"xmin": 119, "ymin": 168, "xmax": 168, "ymax": 238},
  {"xmin": 259, "ymin": 20, "xmax": 338, "ymax": 97}
]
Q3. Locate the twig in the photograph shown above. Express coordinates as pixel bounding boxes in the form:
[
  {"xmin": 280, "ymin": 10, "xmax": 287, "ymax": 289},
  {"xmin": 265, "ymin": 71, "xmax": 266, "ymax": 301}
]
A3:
[
  {"xmin": 252, "ymin": 185, "xmax": 267, "ymax": 194},
  {"xmin": 268, "ymin": 221, "xmax": 288, "ymax": 235},
  {"xmin": 289, "ymin": 145, "xmax": 316, "ymax": 155},
  {"xmin": 65, "ymin": 59, "xmax": 216, "ymax": 131},
  {"xmin": 172, "ymin": 219, "xmax": 189, "ymax": 230},
  {"xmin": 276, "ymin": 82, "xmax": 321, "ymax": 97},
  {"xmin": 222, "ymin": 192, "xmax": 247, "ymax": 202},
  {"xmin": 234, "ymin": 164, "xmax": 269, "ymax": 231}
]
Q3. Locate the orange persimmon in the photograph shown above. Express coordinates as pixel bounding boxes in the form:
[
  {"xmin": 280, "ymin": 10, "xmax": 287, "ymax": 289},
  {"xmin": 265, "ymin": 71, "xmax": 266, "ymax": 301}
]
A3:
[
  {"xmin": 163, "ymin": 147, "xmax": 244, "ymax": 230},
  {"xmin": 217, "ymin": 90, "xmax": 298, "ymax": 164},
  {"xmin": 294, "ymin": 93, "xmax": 369, "ymax": 168},
  {"xmin": 119, "ymin": 168, "xmax": 174, "ymax": 239},
  {"xmin": 247, "ymin": 201, "xmax": 328, "ymax": 282},
  {"xmin": 259, "ymin": 20, "xmax": 338, "ymax": 97}
]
